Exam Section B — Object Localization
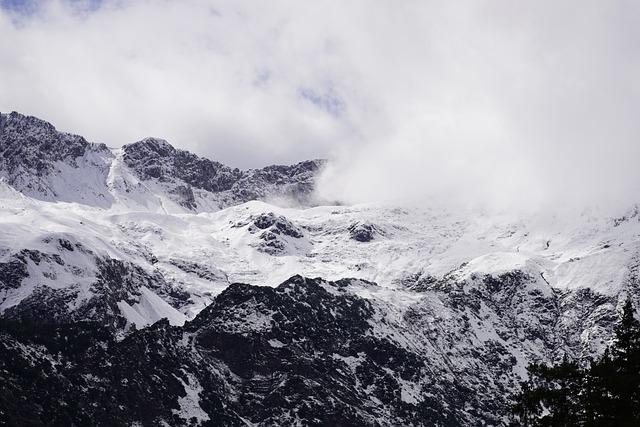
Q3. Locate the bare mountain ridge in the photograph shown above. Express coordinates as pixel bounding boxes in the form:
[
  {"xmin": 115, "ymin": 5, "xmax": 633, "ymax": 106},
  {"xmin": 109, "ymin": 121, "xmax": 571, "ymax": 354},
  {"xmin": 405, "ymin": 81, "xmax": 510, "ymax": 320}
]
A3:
[{"xmin": 0, "ymin": 111, "xmax": 324, "ymax": 211}]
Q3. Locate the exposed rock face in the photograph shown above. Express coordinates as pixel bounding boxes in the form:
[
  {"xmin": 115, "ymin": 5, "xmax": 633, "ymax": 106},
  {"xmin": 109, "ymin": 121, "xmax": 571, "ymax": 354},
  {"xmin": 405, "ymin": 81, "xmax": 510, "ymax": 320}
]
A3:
[
  {"xmin": 248, "ymin": 213, "xmax": 307, "ymax": 255},
  {"xmin": 0, "ymin": 112, "xmax": 114, "ymax": 206},
  {"xmin": 348, "ymin": 222, "xmax": 382, "ymax": 242},
  {"xmin": 122, "ymin": 137, "xmax": 244, "ymax": 193},
  {"xmin": 0, "ymin": 242, "xmax": 189, "ymax": 335},
  {"xmin": 169, "ymin": 184, "xmax": 197, "ymax": 210},
  {"xmin": 1, "ymin": 271, "xmax": 631, "ymax": 426},
  {"xmin": 252, "ymin": 213, "xmax": 304, "ymax": 238},
  {"xmin": 0, "ymin": 276, "xmax": 462, "ymax": 426},
  {"xmin": 0, "ymin": 112, "xmax": 325, "ymax": 211},
  {"xmin": 233, "ymin": 160, "xmax": 323, "ymax": 204},
  {"xmin": 122, "ymin": 137, "xmax": 325, "ymax": 210},
  {"xmin": 0, "ymin": 257, "xmax": 29, "ymax": 290},
  {"xmin": 0, "ymin": 112, "xmax": 98, "ymax": 169}
]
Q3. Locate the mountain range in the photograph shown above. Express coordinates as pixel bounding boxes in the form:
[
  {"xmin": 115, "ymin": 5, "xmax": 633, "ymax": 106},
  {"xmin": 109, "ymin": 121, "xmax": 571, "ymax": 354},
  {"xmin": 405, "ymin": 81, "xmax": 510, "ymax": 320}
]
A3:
[{"xmin": 1, "ymin": 111, "xmax": 639, "ymax": 426}]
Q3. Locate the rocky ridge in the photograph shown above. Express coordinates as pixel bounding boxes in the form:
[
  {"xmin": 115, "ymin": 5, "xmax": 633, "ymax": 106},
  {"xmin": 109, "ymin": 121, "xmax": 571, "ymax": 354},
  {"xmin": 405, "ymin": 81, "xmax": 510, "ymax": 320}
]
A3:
[
  {"xmin": 1, "ymin": 112, "xmax": 640, "ymax": 425},
  {"xmin": 0, "ymin": 111, "xmax": 324, "ymax": 211},
  {"xmin": 122, "ymin": 137, "xmax": 323, "ymax": 210},
  {"xmin": 0, "ymin": 275, "xmax": 548, "ymax": 426}
]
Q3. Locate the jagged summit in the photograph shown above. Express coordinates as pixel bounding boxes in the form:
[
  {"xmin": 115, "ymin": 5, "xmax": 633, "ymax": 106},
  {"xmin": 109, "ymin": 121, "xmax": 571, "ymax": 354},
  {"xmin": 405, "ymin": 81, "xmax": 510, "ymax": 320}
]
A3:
[
  {"xmin": 0, "ymin": 111, "xmax": 325, "ymax": 211},
  {"xmin": 121, "ymin": 134, "xmax": 324, "ymax": 209},
  {"xmin": 1, "ymin": 111, "xmax": 70, "ymax": 140},
  {"xmin": 0, "ymin": 111, "xmax": 108, "ymax": 167},
  {"xmin": 123, "ymin": 136, "xmax": 243, "ymax": 193},
  {"xmin": 0, "ymin": 111, "xmax": 114, "ymax": 206},
  {"xmin": 126, "ymin": 136, "xmax": 174, "ymax": 152}
]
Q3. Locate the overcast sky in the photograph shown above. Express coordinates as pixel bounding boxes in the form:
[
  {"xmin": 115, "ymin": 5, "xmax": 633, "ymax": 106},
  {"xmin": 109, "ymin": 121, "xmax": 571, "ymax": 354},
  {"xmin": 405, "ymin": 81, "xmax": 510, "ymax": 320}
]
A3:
[{"xmin": 1, "ymin": 1, "xmax": 639, "ymax": 211}]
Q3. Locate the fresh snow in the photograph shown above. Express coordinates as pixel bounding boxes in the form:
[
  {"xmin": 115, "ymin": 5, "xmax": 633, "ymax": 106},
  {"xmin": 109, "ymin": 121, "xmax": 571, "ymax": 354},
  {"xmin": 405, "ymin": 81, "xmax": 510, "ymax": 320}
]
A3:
[
  {"xmin": 2, "ymin": 180, "xmax": 640, "ymax": 318},
  {"xmin": 117, "ymin": 286, "xmax": 187, "ymax": 328},
  {"xmin": 268, "ymin": 338, "xmax": 286, "ymax": 348},
  {"xmin": 2, "ymin": 154, "xmax": 640, "ymax": 334},
  {"xmin": 172, "ymin": 372, "xmax": 210, "ymax": 424}
]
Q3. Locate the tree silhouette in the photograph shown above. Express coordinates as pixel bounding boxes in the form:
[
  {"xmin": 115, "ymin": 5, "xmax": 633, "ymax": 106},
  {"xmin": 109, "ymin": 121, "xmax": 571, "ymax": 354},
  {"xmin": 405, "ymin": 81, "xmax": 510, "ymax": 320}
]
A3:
[{"xmin": 512, "ymin": 297, "xmax": 640, "ymax": 426}]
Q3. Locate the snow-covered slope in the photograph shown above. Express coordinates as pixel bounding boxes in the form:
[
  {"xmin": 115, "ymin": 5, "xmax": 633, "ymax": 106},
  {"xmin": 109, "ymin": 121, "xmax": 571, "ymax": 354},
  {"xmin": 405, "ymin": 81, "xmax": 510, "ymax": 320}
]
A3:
[
  {"xmin": 1, "ymin": 111, "xmax": 640, "ymax": 426},
  {"xmin": 3, "ymin": 188, "xmax": 636, "ymax": 343}
]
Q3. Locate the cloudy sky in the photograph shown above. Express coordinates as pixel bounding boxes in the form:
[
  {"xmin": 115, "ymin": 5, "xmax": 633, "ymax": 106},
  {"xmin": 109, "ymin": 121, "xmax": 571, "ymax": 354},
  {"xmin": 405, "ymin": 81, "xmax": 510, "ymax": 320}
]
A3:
[{"xmin": 1, "ymin": 0, "xmax": 639, "ymax": 211}]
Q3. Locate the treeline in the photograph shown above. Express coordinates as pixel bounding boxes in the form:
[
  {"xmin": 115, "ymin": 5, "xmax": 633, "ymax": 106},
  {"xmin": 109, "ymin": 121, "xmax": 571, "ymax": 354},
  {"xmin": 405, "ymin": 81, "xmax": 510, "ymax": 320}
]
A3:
[{"xmin": 511, "ymin": 298, "xmax": 640, "ymax": 426}]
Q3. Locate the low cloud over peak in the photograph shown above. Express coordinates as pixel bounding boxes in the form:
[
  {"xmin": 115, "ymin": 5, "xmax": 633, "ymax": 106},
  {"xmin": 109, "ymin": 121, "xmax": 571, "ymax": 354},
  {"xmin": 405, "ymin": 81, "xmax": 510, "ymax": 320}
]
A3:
[{"xmin": 2, "ymin": 0, "xmax": 639, "ymax": 212}]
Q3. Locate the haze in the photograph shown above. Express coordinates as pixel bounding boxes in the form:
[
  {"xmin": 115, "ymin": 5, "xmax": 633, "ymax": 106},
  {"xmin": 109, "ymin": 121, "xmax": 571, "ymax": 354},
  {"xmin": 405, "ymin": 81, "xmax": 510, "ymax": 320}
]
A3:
[{"xmin": 1, "ymin": 0, "xmax": 639, "ymax": 212}]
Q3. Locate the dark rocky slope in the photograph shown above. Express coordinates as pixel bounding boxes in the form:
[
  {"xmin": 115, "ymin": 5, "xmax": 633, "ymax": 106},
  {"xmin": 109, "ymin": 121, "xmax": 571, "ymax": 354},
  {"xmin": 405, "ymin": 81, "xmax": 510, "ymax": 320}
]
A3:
[{"xmin": 0, "ymin": 276, "xmax": 501, "ymax": 427}]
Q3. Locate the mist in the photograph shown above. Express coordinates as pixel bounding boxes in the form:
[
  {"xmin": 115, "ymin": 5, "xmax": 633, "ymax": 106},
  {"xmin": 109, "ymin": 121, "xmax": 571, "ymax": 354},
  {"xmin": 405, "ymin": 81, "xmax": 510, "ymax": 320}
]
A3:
[{"xmin": 1, "ymin": 0, "xmax": 639, "ymax": 212}]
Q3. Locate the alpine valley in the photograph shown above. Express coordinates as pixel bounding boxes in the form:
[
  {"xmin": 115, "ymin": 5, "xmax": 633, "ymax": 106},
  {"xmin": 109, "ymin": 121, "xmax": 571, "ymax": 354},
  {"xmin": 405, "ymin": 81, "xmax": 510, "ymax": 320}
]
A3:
[{"xmin": 1, "ymin": 111, "xmax": 639, "ymax": 426}]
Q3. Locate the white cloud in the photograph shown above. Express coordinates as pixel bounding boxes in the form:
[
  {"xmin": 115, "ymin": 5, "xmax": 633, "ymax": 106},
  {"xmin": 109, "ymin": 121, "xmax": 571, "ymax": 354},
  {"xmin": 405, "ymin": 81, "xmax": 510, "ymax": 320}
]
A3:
[
  {"xmin": 1, "ymin": 0, "xmax": 639, "ymax": 211},
  {"xmin": 0, "ymin": 0, "xmax": 359, "ymax": 167}
]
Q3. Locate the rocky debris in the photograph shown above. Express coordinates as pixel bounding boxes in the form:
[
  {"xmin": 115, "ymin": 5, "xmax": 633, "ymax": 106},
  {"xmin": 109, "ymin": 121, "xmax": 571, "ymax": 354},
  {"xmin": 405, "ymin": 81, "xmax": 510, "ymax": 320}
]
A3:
[
  {"xmin": 256, "ymin": 231, "xmax": 288, "ymax": 254},
  {"xmin": 396, "ymin": 271, "xmax": 438, "ymax": 291},
  {"xmin": 252, "ymin": 212, "xmax": 279, "ymax": 229},
  {"xmin": 613, "ymin": 205, "xmax": 640, "ymax": 227},
  {"xmin": 348, "ymin": 222, "xmax": 382, "ymax": 242}
]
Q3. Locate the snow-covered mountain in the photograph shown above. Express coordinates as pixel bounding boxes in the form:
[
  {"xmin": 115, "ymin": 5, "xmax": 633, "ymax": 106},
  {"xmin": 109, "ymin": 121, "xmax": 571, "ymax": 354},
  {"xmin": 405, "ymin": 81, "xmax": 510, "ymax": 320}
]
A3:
[
  {"xmin": 1, "ymin": 111, "xmax": 639, "ymax": 426},
  {"xmin": 0, "ymin": 111, "xmax": 323, "ymax": 212}
]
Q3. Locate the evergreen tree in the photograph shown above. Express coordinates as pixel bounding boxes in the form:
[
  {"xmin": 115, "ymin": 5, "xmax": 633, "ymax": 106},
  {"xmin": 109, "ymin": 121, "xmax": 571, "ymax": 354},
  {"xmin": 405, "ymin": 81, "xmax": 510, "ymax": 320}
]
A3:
[
  {"xmin": 585, "ymin": 349, "xmax": 615, "ymax": 426},
  {"xmin": 511, "ymin": 297, "xmax": 640, "ymax": 426},
  {"xmin": 512, "ymin": 356, "xmax": 584, "ymax": 426},
  {"xmin": 608, "ymin": 297, "xmax": 640, "ymax": 425}
]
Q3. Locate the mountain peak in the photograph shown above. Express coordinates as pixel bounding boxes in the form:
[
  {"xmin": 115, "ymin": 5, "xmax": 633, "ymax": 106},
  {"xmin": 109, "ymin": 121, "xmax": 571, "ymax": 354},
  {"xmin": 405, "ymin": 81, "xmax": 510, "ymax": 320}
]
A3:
[
  {"xmin": 0, "ymin": 111, "xmax": 109, "ymax": 187},
  {"xmin": 123, "ymin": 137, "xmax": 176, "ymax": 156},
  {"xmin": 0, "ymin": 111, "xmax": 324, "ymax": 210},
  {"xmin": 1, "ymin": 111, "xmax": 56, "ymax": 132}
]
